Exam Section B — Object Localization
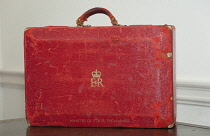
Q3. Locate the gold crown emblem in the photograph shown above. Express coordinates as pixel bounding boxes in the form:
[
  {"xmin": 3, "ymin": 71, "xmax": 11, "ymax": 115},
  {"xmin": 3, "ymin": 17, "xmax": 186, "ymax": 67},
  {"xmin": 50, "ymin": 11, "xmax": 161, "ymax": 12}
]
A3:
[{"xmin": 92, "ymin": 69, "xmax": 101, "ymax": 78}]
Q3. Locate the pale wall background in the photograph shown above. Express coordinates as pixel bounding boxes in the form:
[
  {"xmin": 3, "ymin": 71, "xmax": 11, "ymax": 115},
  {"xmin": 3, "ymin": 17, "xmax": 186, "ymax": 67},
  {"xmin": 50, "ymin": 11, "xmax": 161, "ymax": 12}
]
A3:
[{"xmin": 0, "ymin": 0, "xmax": 210, "ymax": 126}]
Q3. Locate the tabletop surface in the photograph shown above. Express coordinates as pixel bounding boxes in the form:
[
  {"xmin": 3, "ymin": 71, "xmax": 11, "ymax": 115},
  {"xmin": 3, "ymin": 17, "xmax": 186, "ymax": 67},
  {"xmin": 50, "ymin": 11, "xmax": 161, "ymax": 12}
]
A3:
[{"xmin": 0, "ymin": 119, "xmax": 210, "ymax": 136}]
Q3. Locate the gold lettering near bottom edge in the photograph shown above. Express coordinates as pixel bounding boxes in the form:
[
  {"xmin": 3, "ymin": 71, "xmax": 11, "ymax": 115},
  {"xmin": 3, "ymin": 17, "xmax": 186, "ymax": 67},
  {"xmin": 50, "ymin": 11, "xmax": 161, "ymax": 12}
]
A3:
[{"xmin": 70, "ymin": 119, "xmax": 130, "ymax": 123}]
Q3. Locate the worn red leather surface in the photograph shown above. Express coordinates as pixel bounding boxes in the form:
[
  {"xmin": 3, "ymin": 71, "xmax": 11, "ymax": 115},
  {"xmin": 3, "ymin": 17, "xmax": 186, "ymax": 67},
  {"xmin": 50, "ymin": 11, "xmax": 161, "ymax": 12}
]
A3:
[{"xmin": 24, "ymin": 25, "xmax": 176, "ymax": 128}]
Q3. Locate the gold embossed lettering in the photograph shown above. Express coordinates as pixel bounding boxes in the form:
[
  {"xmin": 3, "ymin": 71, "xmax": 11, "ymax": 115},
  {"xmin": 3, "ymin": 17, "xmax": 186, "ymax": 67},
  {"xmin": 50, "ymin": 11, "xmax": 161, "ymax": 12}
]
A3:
[{"xmin": 91, "ymin": 69, "xmax": 104, "ymax": 87}]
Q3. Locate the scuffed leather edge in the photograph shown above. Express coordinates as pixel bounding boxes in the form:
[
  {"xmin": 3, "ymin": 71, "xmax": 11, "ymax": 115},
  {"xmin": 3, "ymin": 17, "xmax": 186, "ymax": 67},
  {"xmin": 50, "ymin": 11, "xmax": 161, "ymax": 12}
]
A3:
[
  {"xmin": 167, "ymin": 25, "xmax": 173, "ymax": 30},
  {"xmin": 24, "ymin": 28, "xmax": 29, "ymax": 32},
  {"xmin": 26, "ymin": 119, "xmax": 31, "ymax": 126},
  {"xmin": 168, "ymin": 123, "xmax": 175, "ymax": 128}
]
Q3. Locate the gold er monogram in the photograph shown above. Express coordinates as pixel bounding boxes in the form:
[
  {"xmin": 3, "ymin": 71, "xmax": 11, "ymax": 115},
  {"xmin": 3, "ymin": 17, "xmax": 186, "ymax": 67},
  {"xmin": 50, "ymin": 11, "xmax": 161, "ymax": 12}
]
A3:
[{"xmin": 91, "ymin": 69, "xmax": 104, "ymax": 87}]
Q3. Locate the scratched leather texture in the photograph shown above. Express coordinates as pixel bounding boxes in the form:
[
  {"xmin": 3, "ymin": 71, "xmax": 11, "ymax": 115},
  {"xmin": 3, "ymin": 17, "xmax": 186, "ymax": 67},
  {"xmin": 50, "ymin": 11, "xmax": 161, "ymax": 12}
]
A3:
[{"xmin": 24, "ymin": 25, "xmax": 176, "ymax": 128}]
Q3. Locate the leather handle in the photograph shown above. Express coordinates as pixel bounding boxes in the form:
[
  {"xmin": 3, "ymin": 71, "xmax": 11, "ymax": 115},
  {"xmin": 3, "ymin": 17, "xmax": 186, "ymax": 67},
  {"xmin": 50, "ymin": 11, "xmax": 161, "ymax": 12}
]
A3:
[{"xmin": 76, "ymin": 7, "xmax": 119, "ymax": 26}]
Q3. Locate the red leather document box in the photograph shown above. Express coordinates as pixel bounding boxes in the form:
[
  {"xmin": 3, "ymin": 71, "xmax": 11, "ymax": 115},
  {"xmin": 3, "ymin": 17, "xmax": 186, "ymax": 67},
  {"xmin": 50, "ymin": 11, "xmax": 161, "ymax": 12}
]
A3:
[{"xmin": 24, "ymin": 7, "xmax": 176, "ymax": 128}]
